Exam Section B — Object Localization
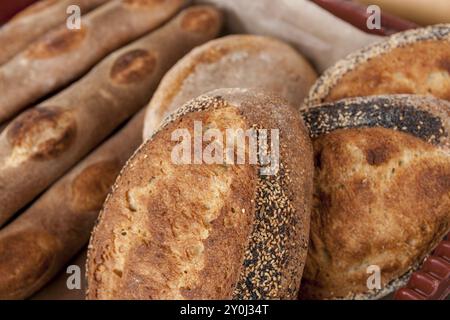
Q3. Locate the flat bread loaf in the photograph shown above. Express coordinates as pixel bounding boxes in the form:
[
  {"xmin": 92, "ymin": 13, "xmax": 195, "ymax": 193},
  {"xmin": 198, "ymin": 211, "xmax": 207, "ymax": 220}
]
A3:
[
  {"xmin": 143, "ymin": 34, "xmax": 317, "ymax": 139},
  {"xmin": 299, "ymin": 95, "xmax": 450, "ymax": 299},
  {"xmin": 87, "ymin": 89, "xmax": 314, "ymax": 299}
]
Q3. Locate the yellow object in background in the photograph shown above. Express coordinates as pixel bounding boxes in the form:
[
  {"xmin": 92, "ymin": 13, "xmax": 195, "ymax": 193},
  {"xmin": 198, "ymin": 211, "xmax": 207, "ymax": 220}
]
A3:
[{"xmin": 356, "ymin": 0, "xmax": 450, "ymax": 25}]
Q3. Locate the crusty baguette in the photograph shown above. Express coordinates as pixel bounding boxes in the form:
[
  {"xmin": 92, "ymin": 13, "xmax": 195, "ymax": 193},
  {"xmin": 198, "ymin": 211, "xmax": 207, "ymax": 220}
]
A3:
[
  {"xmin": 0, "ymin": 110, "xmax": 144, "ymax": 300},
  {"xmin": 0, "ymin": 0, "xmax": 109, "ymax": 66},
  {"xmin": 304, "ymin": 24, "xmax": 450, "ymax": 107},
  {"xmin": 87, "ymin": 88, "xmax": 314, "ymax": 300},
  {"xmin": 299, "ymin": 95, "xmax": 450, "ymax": 299},
  {"xmin": 0, "ymin": 0, "xmax": 187, "ymax": 123},
  {"xmin": 0, "ymin": 5, "xmax": 223, "ymax": 227},
  {"xmin": 143, "ymin": 34, "xmax": 317, "ymax": 140}
]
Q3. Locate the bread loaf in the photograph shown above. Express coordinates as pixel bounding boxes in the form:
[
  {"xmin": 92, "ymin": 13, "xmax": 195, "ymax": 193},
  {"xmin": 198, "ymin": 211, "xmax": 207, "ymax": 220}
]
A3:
[
  {"xmin": 0, "ymin": 0, "xmax": 186, "ymax": 123},
  {"xmin": 0, "ymin": 5, "xmax": 223, "ymax": 227},
  {"xmin": 87, "ymin": 88, "xmax": 314, "ymax": 300},
  {"xmin": 299, "ymin": 95, "xmax": 450, "ymax": 299},
  {"xmin": 304, "ymin": 25, "xmax": 450, "ymax": 107},
  {"xmin": 0, "ymin": 0, "xmax": 109, "ymax": 66},
  {"xmin": 143, "ymin": 34, "xmax": 317, "ymax": 139},
  {"xmin": 0, "ymin": 110, "xmax": 144, "ymax": 300}
]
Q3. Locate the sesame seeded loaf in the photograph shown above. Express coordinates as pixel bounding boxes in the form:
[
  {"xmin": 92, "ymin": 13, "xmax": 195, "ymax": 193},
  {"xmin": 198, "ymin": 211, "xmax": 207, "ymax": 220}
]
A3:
[
  {"xmin": 143, "ymin": 34, "xmax": 317, "ymax": 139},
  {"xmin": 0, "ymin": 0, "xmax": 187, "ymax": 123},
  {"xmin": 299, "ymin": 95, "xmax": 450, "ymax": 299},
  {"xmin": 0, "ymin": 5, "xmax": 223, "ymax": 227},
  {"xmin": 87, "ymin": 89, "xmax": 314, "ymax": 299},
  {"xmin": 0, "ymin": 0, "xmax": 109, "ymax": 66},
  {"xmin": 304, "ymin": 24, "xmax": 450, "ymax": 107}
]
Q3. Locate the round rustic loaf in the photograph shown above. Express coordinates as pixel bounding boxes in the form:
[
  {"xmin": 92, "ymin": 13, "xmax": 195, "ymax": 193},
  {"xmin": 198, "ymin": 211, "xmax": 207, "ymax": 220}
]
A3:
[
  {"xmin": 304, "ymin": 24, "xmax": 450, "ymax": 107},
  {"xmin": 87, "ymin": 88, "xmax": 314, "ymax": 300},
  {"xmin": 143, "ymin": 34, "xmax": 317, "ymax": 139},
  {"xmin": 299, "ymin": 95, "xmax": 450, "ymax": 299}
]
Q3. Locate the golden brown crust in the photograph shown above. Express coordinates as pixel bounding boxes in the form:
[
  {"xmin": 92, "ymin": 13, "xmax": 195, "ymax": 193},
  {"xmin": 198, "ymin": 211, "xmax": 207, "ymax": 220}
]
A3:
[
  {"xmin": 71, "ymin": 160, "xmax": 122, "ymax": 213},
  {"xmin": 25, "ymin": 27, "xmax": 88, "ymax": 59},
  {"xmin": 87, "ymin": 88, "xmax": 313, "ymax": 300},
  {"xmin": 7, "ymin": 107, "xmax": 77, "ymax": 160},
  {"xmin": 180, "ymin": 6, "xmax": 220, "ymax": 34},
  {"xmin": 305, "ymin": 25, "xmax": 450, "ymax": 107},
  {"xmin": 300, "ymin": 95, "xmax": 450, "ymax": 300},
  {"xmin": 143, "ymin": 34, "xmax": 316, "ymax": 139},
  {"xmin": 110, "ymin": 49, "xmax": 157, "ymax": 85},
  {"xmin": 0, "ymin": 5, "xmax": 223, "ymax": 228}
]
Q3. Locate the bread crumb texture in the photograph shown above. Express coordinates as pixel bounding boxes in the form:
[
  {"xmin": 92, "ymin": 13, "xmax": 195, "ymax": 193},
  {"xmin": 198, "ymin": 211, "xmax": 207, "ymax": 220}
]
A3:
[
  {"xmin": 301, "ymin": 127, "xmax": 450, "ymax": 299},
  {"xmin": 6, "ymin": 107, "xmax": 77, "ymax": 163},
  {"xmin": 110, "ymin": 49, "xmax": 157, "ymax": 85},
  {"xmin": 25, "ymin": 26, "xmax": 87, "ymax": 59},
  {"xmin": 71, "ymin": 160, "xmax": 121, "ymax": 212},
  {"xmin": 0, "ymin": 230, "xmax": 58, "ymax": 299}
]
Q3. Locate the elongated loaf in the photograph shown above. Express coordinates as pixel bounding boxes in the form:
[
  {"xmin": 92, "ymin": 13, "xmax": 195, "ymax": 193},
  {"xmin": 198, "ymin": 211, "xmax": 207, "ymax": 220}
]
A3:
[
  {"xmin": 0, "ymin": 110, "xmax": 144, "ymax": 300},
  {"xmin": 0, "ymin": 0, "xmax": 109, "ymax": 66},
  {"xmin": 0, "ymin": 5, "xmax": 223, "ymax": 227},
  {"xmin": 143, "ymin": 34, "xmax": 317, "ymax": 139},
  {"xmin": 87, "ymin": 88, "xmax": 314, "ymax": 300},
  {"xmin": 0, "ymin": 0, "xmax": 186, "ymax": 123},
  {"xmin": 300, "ymin": 95, "xmax": 450, "ymax": 299}
]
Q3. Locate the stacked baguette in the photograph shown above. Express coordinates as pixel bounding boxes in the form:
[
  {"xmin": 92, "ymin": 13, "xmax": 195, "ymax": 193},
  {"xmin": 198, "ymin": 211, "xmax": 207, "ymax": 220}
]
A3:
[
  {"xmin": 0, "ymin": 110, "xmax": 144, "ymax": 300},
  {"xmin": 0, "ymin": 0, "xmax": 109, "ymax": 65},
  {"xmin": 0, "ymin": 5, "xmax": 223, "ymax": 226},
  {"xmin": 0, "ymin": 0, "xmax": 187, "ymax": 123},
  {"xmin": 0, "ymin": 4, "xmax": 223, "ymax": 299}
]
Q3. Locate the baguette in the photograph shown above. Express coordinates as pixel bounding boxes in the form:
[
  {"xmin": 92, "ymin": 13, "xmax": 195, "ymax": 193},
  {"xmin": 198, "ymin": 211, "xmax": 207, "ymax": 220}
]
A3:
[
  {"xmin": 304, "ymin": 24, "xmax": 450, "ymax": 107},
  {"xmin": 0, "ymin": 0, "xmax": 187, "ymax": 123},
  {"xmin": 87, "ymin": 88, "xmax": 314, "ymax": 300},
  {"xmin": 0, "ymin": 110, "xmax": 144, "ymax": 300},
  {"xmin": 300, "ymin": 95, "xmax": 450, "ymax": 299},
  {"xmin": 0, "ymin": 0, "xmax": 109, "ymax": 66},
  {"xmin": 143, "ymin": 34, "xmax": 317, "ymax": 140},
  {"xmin": 0, "ymin": 5, "xmax": 223, "ymax": 227}
]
